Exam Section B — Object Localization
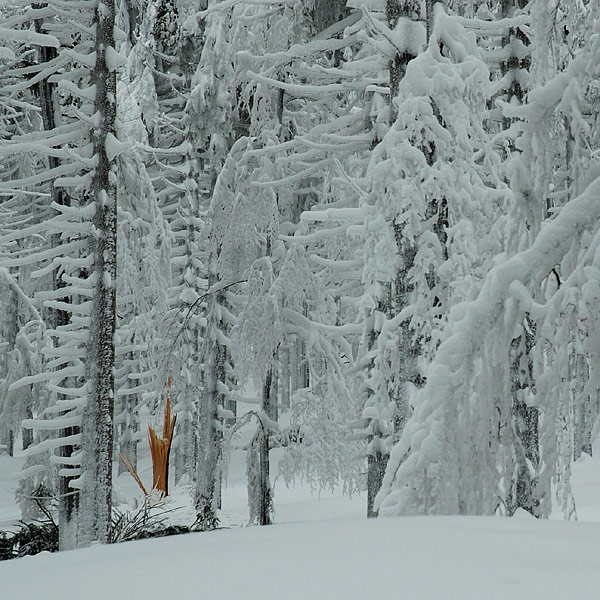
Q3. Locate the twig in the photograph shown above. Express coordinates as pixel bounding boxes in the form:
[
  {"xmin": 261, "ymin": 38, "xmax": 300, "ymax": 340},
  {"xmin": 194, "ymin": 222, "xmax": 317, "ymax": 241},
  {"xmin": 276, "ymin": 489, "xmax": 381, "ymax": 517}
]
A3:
[{"xmin": 118, "ymin": 452, "xmax": 149, "ymax": 496}]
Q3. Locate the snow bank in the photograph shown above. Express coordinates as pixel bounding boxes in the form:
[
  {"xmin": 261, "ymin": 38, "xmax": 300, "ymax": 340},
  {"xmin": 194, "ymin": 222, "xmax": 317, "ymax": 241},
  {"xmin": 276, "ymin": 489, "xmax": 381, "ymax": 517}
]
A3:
[{"xmin": 1, "ymin": 515, "xmax": 599, "ymax": 599}]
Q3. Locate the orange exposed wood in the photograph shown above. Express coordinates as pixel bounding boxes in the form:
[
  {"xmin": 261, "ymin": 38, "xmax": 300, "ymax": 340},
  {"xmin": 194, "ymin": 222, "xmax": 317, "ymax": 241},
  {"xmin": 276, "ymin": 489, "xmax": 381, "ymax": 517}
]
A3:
[
  {"xmin": 148, "ymin": 382, "xmax": 177, "ymax": 496},
  {"xmin": 118, "ymin": 378, "xmax": 177, "ymax": 499}
]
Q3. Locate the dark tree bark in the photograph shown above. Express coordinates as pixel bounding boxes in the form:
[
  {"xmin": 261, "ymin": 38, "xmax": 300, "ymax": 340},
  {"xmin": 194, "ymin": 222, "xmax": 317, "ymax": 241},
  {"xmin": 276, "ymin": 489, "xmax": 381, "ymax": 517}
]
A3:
[
  {"xmin": 78, "ymin": 0, "xmax": 118, "ymax": 547},
  {"xmin": 258, "ymin": 369, "xmax": 273, "ymax": 526}
]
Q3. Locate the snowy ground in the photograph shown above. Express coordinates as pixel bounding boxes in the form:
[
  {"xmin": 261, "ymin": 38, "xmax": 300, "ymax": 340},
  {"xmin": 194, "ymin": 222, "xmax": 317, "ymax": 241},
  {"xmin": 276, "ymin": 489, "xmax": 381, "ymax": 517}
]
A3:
[
  {"xmin": 2, "ymin": 510, "xmax": 599, "ymax": 599},
  {"xmin": 1, "ymin": 432, "xmax": 599, "ymax": 598}
]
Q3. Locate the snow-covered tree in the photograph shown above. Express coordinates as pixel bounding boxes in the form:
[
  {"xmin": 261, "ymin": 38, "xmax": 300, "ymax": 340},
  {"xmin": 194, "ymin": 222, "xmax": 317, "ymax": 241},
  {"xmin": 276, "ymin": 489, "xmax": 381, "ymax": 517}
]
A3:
[
  {"xmin": 0, "ymin": 0, "xmax": 128, "ymax": 547},
  {"xmin": 376, "ymin": 10, "xmax": 600, "ymax": 518}
]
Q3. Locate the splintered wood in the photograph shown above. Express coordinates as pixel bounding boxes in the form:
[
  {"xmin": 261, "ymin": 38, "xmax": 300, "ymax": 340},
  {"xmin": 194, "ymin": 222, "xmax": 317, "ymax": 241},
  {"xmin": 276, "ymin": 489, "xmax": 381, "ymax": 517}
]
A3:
[
  {"xmin": 148, "ymin": 388, "xmax": 177, "ymax": 497},
  {"xmin": 118, "ymin": 377, "xmax": 177, "ymax": 499}
]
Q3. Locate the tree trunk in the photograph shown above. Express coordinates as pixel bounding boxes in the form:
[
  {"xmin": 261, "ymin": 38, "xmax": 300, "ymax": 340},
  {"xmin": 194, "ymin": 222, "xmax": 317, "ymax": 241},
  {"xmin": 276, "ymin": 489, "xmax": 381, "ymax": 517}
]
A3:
[
  {"xmin": 195, "ymin": 279, "xmax": 226, "ymax": 512},
  {"xmin": 386, "ymin": 1, "xmax": 419, "ymax": 121},
  {"xmin": 425, "ymin": 0, "xmax": 435, "ymax": 41},
  {"xmin": 280, "ymin": 343, "xmax": 291, "ymax": 410},
  {"xmin": 367, "ymin": 451, "xmax": 388, "ymax": 518},
  {"xmin": 7, "ymin": 428, "xmax": 14, "ymax": 457},
  {"xmin": 118, "ymin": 389, "xmax": 139, "ymax": 475},
  {"xmin": 258, "ymin": 369, "xmax": 273, "ymax": 526},
  {"xmin": 78, "ymin": 0, "xmax": 118, "ymax": 547},
  {"xmin": 1, "ymin": 287, "xmax": 18, "ymax": 457},
  {"xmin": 21, "ymin": 406, "xmax": 33, "ymax": 450}
]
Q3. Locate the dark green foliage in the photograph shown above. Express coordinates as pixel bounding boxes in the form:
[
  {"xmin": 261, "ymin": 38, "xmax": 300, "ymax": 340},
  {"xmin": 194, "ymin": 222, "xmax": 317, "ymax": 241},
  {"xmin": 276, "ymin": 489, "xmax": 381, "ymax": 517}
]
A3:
[
  {"xmin": 109, "ymin": 503, "xmax": 191, "ymax": 544},
  {"xmin": 0, "ymin": 500, "xmax": 216, "ymax": 560},
  {"xmin": 0, "ymin": 520, "xmax": 59, "ymax": 561},
  {"xmin": 0, "ymin": 485, "xmax": 59, "ymax": 561},
  {"xmin": 133, "ymin": 524, "xmax": 191, "ymax": 539},
  {"xmin": 0, "ymin": 530, "xmax": 13, "ymax": 559},
  {"xmin": 153, "ymin": 0, "xmax": 180, "ymax": 53}
]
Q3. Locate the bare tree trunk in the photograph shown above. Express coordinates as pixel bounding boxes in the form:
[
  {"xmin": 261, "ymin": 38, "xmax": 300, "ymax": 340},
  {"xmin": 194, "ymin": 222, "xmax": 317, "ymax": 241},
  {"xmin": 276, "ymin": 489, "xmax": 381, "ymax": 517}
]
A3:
[
  {"xmin": 425, "ymin": 0, "xmax": 435, "ymax": 41},
  {"xmin": 118, "ymin": 388, "xmax": 139, "ymax": 475},
  {"xmin": 0, "ymin": 287, "xmax": 19, "ymax": 456},
  {"xmin": 78, "ymin": 0, "xmax": 118, "ymax": 547},
  {"xmin": 573, "ymin": 348, "xmax": 594, "ymax": 460},
  {"xmin": 280, "ymin": 343, "xmax": 291, "ymax": 410},
  {"xmin": 195, "ymin": 280, "xmax": 226, "ymax": 512},
  {"xmin": 7, "ymin": 429, "xmax": 14, "ymax": 457},
  {"xmin": 258, "ymin": 369, "xmax": 273, "ymax": 526},
  {"xmin": 367, "ymin": 451, "xmax": 387, "ymax": 518}
]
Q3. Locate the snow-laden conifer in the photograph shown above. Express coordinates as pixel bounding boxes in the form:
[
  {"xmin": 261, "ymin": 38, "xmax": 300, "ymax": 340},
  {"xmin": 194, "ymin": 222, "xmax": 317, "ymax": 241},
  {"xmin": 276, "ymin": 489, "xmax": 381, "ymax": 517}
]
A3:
[{"xmin": 376, "ymin": 14, "xmax": 600, "ymax": 517}]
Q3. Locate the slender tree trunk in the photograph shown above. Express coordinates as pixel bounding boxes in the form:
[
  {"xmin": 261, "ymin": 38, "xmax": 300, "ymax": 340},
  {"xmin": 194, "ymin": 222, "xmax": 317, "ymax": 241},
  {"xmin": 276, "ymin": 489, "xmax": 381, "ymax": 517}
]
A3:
[
  {"xmin": 367, "ymin": 452, "xmax": 387, "ymax": 518},
  {"xmin": 425, "ymin": 0, "xmax": 435, "ymax": 41},
  {"xmin": 280, "ymin": 343, "xmax": 291, "ymax": 410},
  {"xmin": 21, "ymin": 406, "xmax": 33, "ymax": 450},
  {"xmin": 258, "ymin": 369, "xmax": 273, "ymax": 526},
  {"xmin": 118, "ymin": 388, "xmax": 139, "ymax": 475},
  {"xmin": 293, "ymin": 338, "xmax": 302, "ymax": 392},
  {"xmin": 573, "ymin": 347, "xmax": 594, "ymax": 460},
  {"xmin": 386, "ymin": 1, "xmax": 419, "ymax": 121},
  {"xmin": 195, "ymin": 277, "xmax": 226, "ymax": 512},
  {"xmin": 7, "ymin": 429, "xmax": 14, "ymax": 457},
  {"xmin": 78, "ymin": 0, "xmax": 118, "ymax": 547}
]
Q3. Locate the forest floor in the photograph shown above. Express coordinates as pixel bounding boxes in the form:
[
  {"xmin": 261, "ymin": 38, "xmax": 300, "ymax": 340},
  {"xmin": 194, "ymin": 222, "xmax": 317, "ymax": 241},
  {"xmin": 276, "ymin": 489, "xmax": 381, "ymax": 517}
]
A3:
[{"xmin": 1, "ymin": 427, "xmax": 599, "ymax": 598}]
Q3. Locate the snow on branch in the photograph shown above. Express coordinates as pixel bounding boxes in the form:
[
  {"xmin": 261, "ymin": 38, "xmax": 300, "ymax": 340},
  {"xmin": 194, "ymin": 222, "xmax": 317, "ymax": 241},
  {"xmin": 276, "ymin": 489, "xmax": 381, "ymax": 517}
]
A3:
[
  {"xmin": 248, "ymin": 71, "xmax": 372, "ymax": 100},
  {"xmin": 452, "ymin": 14, "xmax": 528, "ymax": 37},
  {"xmin": 0, "ymin": 162, "xmax": 82, "ymax": 190},
  {"xmin": 198, "ymin": 0, "xmax": 285, "ymax": 19},
  {"xmin": 23, "ymin": 414, "xmax": 82, "ymax": 431},
  {"xmin": 0, "ymin": 25, "xmax": 59, "ymax": 47},
  {"xmin": 361, "ymin": 6, "xmax": 426, "ymax": 59},
  {"xmin": 300, "ymin": 206, "xmax": 374, "ymax": 224},
  {"xmin": 238, "ymin": 34, "xmax": 360, "ymax": 73},
  {"xmin": 509, "ymin": 52, "xmax": 588, "ymax": 126},
  {"xmin": 8, "ymin": 365, "xmax": 85, "ymax": 392},
  {"xmin": 20, "ymin": 433, "xmax": 82, "ymax": 456}
]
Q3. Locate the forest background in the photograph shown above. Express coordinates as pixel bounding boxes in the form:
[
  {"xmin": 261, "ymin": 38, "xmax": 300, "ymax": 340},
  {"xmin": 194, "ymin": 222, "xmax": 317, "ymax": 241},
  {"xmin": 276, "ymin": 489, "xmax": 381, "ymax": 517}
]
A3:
[{"xmin": 0, "ymin": 0, "xmax": 599, "ymax": 551}]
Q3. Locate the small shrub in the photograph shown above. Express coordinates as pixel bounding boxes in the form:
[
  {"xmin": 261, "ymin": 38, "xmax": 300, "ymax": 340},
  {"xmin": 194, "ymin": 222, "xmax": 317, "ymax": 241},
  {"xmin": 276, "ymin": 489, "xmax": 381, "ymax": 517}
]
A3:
[
  {"xmin": 0, "ymin": 486, "xmax": 59, "ymax": 561},
  {"xmin": 11, "ymin": 521, "xmax": 59, "ymax": 558},
  {"xmin": 0, "ymin": 519, "xmax": 58, "ymax": 561},
  {"xmin": 109, "ymin": 502, "xmax": 190, "ymax": 543}
]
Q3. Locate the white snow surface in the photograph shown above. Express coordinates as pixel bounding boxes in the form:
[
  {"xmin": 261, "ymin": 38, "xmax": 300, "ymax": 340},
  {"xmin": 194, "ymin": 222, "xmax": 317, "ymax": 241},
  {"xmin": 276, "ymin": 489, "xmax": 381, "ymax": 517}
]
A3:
[
  {"xmin": 1, "ymin": 511, "xmax": 599, "ymax": 599},
  {"xmin": 1, "ymin": 431, "xmax": 600, "ymax": 598}
]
